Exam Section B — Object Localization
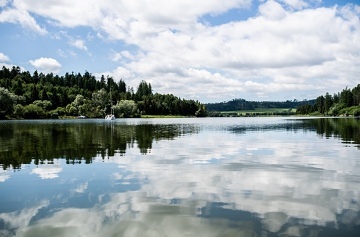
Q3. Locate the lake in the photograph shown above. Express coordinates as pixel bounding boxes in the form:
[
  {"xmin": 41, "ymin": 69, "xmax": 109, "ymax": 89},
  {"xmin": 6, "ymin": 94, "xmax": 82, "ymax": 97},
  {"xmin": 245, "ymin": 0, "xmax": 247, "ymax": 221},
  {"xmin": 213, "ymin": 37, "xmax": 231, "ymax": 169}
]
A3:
[{"xmin": 0, "ymin": 117, "xmax": 359, "ymax": 237}]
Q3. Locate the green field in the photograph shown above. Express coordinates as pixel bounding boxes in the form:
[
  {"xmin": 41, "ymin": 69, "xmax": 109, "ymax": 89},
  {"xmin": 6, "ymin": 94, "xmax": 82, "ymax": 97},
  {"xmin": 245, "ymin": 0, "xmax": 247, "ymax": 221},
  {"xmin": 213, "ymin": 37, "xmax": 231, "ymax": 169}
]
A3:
[
  {"xmin": 140, "ymin": 115, "xmax": 189, "ymax": 118},
  {"xmin": 218, "ymin": 108, "xmax": 297, "ymax": 116}
]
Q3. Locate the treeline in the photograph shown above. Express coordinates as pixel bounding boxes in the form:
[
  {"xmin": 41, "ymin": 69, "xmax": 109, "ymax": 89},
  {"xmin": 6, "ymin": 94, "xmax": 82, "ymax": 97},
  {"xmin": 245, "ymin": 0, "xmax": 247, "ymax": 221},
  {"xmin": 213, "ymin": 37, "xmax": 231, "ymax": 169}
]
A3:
[
  {"xmin": 0, "ymin": 66, "xmax": 206, "ymax": 119},
  {"xmin": 206, "ymin": 98, "xmax": 310, "ymax": 112},
  {"xmin": 296, "ymin": 84, "xmax": 360, "ymax": 116}
]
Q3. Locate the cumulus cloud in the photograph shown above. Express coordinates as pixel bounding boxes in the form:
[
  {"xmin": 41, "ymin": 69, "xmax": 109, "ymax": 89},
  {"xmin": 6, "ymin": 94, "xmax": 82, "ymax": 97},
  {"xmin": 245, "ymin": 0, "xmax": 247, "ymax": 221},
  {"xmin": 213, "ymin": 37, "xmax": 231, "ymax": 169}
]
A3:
[
  {"xmin": 29, "ymin": 57, "xmax": 61, "ymax": 74},
  {"xmin": 69, "ymin": 39, "xmax": 88, "ymax": 51},
  {"xmin": 11, "ymin": 0, "xmax": 250, "ymax": 28},
  {"xmin": 0, "ymin": 52, "xmax": 20, "ymax": 71},
  {"xmin": 97, "ymin": 66, "xmax": 134, "ymax": 82},
  {"xmin": 280, "ymin": 0, "xmax": 309, "ymax": 10},
  {"xmin": 0, "ymin": 0, "xmax": 9, "ymax": 7},
  {"xmin": 0, "ymin": 52, "xmax": 10, "ymax": 62},
  {"xmin": 0, "ymin": 3, "xmax": 47, "ymax": 34},
  {"xmin": 98, "ymin": 1, "xmax": 360, "ymax": 101},
  {"xmin": 259, "ymin": 0, "xmax": 287, "ymax": 20},
  {"xmin": 1, "ymin": 0, "xmax": 360, "ymax": 101}
]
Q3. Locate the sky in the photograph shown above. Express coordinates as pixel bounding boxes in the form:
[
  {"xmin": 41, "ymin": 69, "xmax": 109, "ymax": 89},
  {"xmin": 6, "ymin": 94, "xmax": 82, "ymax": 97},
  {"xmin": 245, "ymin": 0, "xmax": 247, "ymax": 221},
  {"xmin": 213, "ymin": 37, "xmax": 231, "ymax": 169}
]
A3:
[{"xmin": 0, "ymin": 0, "xmax": 359, "ymax": 103}]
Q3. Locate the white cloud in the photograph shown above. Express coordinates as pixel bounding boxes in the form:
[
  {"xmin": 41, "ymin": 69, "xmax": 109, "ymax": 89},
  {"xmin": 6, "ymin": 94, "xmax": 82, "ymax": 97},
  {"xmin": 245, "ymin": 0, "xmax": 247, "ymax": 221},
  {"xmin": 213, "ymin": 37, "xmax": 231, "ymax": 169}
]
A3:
[
  {"xmin": 69, "ymin": 39, "xmax": 88, "ymax": 51},
  {"xmin": 29, "ymin": 57, "xmax": 61, "ymax": 74},
  {"xmin": 120, "ymin": 3, "xmax": 360, "ymax": 101},
  {"xmin": 1, "ymin": 0, "xmax": 360, "ymax": 101},
  {"xmin": 31, "ymin": 164, "xmax": 62, "ymax": 179},
  {"xmin": 259, "ymin": 0, "xmax": 287, "ymax": 20},
  {"xmin": 96, "ymin": 66, "xmax": 134, "ymax": 83},
  {"xmin": 57, "ymin": 49, "xmax": 67, "ymax": 58},
  {"xmin": 0, "ymin": 170, "xmax": 10, "ymax": 182},
  {"xmin": 0, "ymin": 0, "xmax": 9, "ymax": 8},
  {"xmin": 0, "ymin": 52, "xmax": 10, "ymax": 62},
  {"xmin": 9, "ymin": 200, "xmax": 256, "ymax": 237},
  {"xmin": 73, "ymin": 182, "xmax": 88, "ymax": 193},
  {"xmin": 0, "ymin": 200, "xmax": 49, "ymax": 230},
  {"xmin": 12, "ymin": 0, "xmax": 251, "ymax": 28},
  {"xmin": 0, "ymin": 5, "xmax": 47, "ymax": 34},
  {"xmin": 280, "ymin": 0, "xmax": 309, "ymax": 10},
  {"xmin": 110, "ymin": 51, "xmax": 122, "ymax": 62}
]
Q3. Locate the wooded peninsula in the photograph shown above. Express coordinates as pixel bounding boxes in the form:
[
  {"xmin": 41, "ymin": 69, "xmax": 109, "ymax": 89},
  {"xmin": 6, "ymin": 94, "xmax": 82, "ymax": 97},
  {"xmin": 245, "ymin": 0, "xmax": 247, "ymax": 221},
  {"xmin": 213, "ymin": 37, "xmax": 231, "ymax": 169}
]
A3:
[
  {"xmin": 0, "ymin": 66, "xmax": 359, "ymax": 119},
  {"xmin": 0, "ymin": 66, "xmax": 206, "ymax": 119},
  {"xmin": 205, "ymin": 82, "xmax": 360, "ymax": 117}
]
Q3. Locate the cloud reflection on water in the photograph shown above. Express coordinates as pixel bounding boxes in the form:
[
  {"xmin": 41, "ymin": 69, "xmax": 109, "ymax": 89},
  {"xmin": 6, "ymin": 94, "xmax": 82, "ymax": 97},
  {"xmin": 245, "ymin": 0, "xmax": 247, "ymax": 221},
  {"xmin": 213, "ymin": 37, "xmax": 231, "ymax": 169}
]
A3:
[
  {"xmin": 31, "ymin": 164, "xmax": 63, "ymax": 180},
  {"xmin": 0, "ymin": 170, "xmax": 10, "ymax": 182},
  {"xmin": 0, "ymin": 118, "xmax": 359, "ymax": 236}
]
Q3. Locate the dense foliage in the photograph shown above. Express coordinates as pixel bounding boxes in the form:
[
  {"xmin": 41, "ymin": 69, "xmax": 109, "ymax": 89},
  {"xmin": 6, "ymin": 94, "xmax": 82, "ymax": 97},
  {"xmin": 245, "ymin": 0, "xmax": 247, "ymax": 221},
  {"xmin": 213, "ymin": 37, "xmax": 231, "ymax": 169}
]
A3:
[
  {"xmin": 296, "ymin": 84, "xmax": 360, "ymax": 116},
  {"xmin": 206, "ymin": 98, "xmax": 311, "ymax": 112},
  {"xmin": 0, "ymin": 66, "xmax": 206, "ymax": 119}
]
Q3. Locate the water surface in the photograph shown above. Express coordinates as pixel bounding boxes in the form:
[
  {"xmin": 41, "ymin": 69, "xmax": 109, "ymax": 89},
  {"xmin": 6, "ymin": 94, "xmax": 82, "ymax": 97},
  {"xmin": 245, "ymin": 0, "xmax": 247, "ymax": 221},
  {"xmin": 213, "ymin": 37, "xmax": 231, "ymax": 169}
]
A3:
[{"xmin": 0, "ymin": 117, "xmax": 359, "ymax": 237}]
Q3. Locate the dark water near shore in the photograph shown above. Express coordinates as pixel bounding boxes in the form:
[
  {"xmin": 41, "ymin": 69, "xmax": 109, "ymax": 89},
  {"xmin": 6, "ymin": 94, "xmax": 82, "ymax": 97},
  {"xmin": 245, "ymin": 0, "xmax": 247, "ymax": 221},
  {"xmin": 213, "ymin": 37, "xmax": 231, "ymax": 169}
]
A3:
[{"xmin": 0, "ymin": 117, "xmax": 359, "ymax": 237}]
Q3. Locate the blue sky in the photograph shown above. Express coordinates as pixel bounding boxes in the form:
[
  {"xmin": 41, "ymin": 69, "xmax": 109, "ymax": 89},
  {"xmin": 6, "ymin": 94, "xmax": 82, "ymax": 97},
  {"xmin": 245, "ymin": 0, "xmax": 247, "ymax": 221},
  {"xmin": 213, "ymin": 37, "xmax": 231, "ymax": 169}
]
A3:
[{"xmin": 0, "ymin": 0, "xmax": 359, "ymax": 103}]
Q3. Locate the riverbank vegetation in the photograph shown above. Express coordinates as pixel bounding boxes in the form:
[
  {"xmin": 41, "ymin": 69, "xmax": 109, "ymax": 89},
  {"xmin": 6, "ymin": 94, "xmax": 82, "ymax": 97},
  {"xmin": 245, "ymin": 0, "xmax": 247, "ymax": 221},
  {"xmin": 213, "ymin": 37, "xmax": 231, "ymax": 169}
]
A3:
[
  {"xmin": 205, "ymin": 99, "xmax": 308, "ymax": 117},
  {"xmin": 205, "ymin": 84, "xmax": 360, "ymax": 117},
  {"xmin": 1, "ymin": 66, "xmax": 358, "ymax": 119},
  {"xmin": 296, "ymin": 84, "xmax": 360, "ymax": 116},
  {"xmin": 0, "ymin": 66, "xmax": 206, "ymax": 119},
  {"xmin": 209, "ymin": 108, "xmax": 297, "ymax": 117}
]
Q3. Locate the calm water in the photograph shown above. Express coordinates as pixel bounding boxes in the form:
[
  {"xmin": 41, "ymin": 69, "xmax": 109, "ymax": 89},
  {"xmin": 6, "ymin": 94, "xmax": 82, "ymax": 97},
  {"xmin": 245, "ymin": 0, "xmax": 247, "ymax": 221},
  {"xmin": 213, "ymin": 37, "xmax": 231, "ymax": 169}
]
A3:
[{"xmin": 0, "ymin": 117, "xmax": 359, "ymax": 237}]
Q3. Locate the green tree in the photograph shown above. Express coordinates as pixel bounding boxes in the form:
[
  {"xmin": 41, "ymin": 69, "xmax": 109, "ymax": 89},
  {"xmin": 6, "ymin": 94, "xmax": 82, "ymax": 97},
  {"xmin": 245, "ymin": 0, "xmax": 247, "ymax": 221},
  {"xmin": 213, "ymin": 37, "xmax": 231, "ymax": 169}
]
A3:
[
  {"xmin": 91, "ymin": 89, "xmax": 107, "ymax": 117},
  {"xmin": 118, "ymin": 79, "xmax": 126, "ymax": 93},
  {"xmin": 11, "ymin": 75, "xmax": 24, "ymax": 95},
  {"xmin": 66, "ymin": 94, "xmax": 91, "ymax": 116},
  {"xmin": 13, "ymin": 104, "xmax": 26, "ymax": 118},
  {"xmin": 114, "ymin": 100, "xmax": 138, "ymax": 118},
  {"xmin": 324, "ymin": 92, "xmax": 333, "ymax": 113},
  {"xmin": 33, "ymin": 100, "xmax": 53, "ymax": 110},
  {"xmin": 296, "ymin": 104, "xmax": 314, "ymax": 115},
  {"xmin": 352, "ymin": 84, "xmax": 360, "ymax": 106},
  {"xmin": 340, "ymin": 87, "xmax": 353, "ymax": 107},
  {"xmin": 314, "ymin": 95, "xmax": 325, "ymax": 114},
  {"xmin": 195, "ymin": 104, "xmax": 207, "ymax": 117},
  {"xmin": 0, "ymin": 87, "xmax": 16, "ymax": 118},
  {"xmin": 136, "ymin": 81, "xmax": 152, "ymax": 100},
  {"xmin": 23, "ymin": 104, "xmax": 47, "ymax": 119}
]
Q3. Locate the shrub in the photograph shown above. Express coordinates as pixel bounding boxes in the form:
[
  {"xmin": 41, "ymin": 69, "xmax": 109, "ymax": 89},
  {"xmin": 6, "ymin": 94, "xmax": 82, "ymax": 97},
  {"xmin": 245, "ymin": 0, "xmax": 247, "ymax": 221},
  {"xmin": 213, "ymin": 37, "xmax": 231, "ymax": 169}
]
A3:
[{"xmin": 24, "ymin": 104, "xmax": 47, "ymax": 119}]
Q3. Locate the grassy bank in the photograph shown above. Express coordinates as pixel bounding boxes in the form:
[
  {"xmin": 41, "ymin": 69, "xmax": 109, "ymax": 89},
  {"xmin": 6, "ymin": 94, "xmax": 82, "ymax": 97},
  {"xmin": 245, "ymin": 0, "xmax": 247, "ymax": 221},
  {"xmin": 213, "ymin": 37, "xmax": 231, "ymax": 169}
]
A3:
[
  {"xmin": 140, "ymin": 115, "xmax": 190, "ymax": 118},
  {"xmin": 209, "ymin": 108, "xmax": 297, "ymax": 117}
]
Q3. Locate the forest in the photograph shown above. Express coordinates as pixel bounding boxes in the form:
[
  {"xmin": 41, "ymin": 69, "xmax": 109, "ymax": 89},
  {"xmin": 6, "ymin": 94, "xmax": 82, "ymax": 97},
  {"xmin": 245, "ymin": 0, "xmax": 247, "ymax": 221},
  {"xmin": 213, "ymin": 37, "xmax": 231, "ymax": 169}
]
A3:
[
  {"xmin": 296, "ymin": 84, "xmax": 360, "ymax": 116},
  {"xmin": 0, "ymin": 66, "xmax": 206, "ymax": 119},
  {"xmin": 206, "ymin": 84, "xmax": 360, "ymax": 117},
  {"xmin": 206, "ymin": 98, "xmax": 311, "ymax": 112}
]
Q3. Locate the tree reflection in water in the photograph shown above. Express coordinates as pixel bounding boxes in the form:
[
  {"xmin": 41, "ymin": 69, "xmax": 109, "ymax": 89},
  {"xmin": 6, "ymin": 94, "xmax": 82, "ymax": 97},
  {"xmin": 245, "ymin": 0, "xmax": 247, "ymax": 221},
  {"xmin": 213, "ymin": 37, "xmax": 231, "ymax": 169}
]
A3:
[
  {"xmin": 0, "ymin": 120, "xmax": 199, "ymax": 169},
  {"xmin": 0, "ymin": 118, "xmax": 359, "ymax": 237},
  {"xmin": 1, "ymin": 118, "xmax": 359, "ymax": 170}
]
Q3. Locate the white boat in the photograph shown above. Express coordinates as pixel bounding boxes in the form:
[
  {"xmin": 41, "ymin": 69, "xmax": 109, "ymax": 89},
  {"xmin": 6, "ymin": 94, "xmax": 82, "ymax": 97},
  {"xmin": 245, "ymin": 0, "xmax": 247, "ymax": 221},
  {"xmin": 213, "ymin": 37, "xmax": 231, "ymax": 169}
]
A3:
[
  {"xmin": 105, "ymin": 114, "xmax": 115, "ymax": 120},
  {"xmin": 105, "ymin": 87, "xmax": 116, "ymax": 120}
]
